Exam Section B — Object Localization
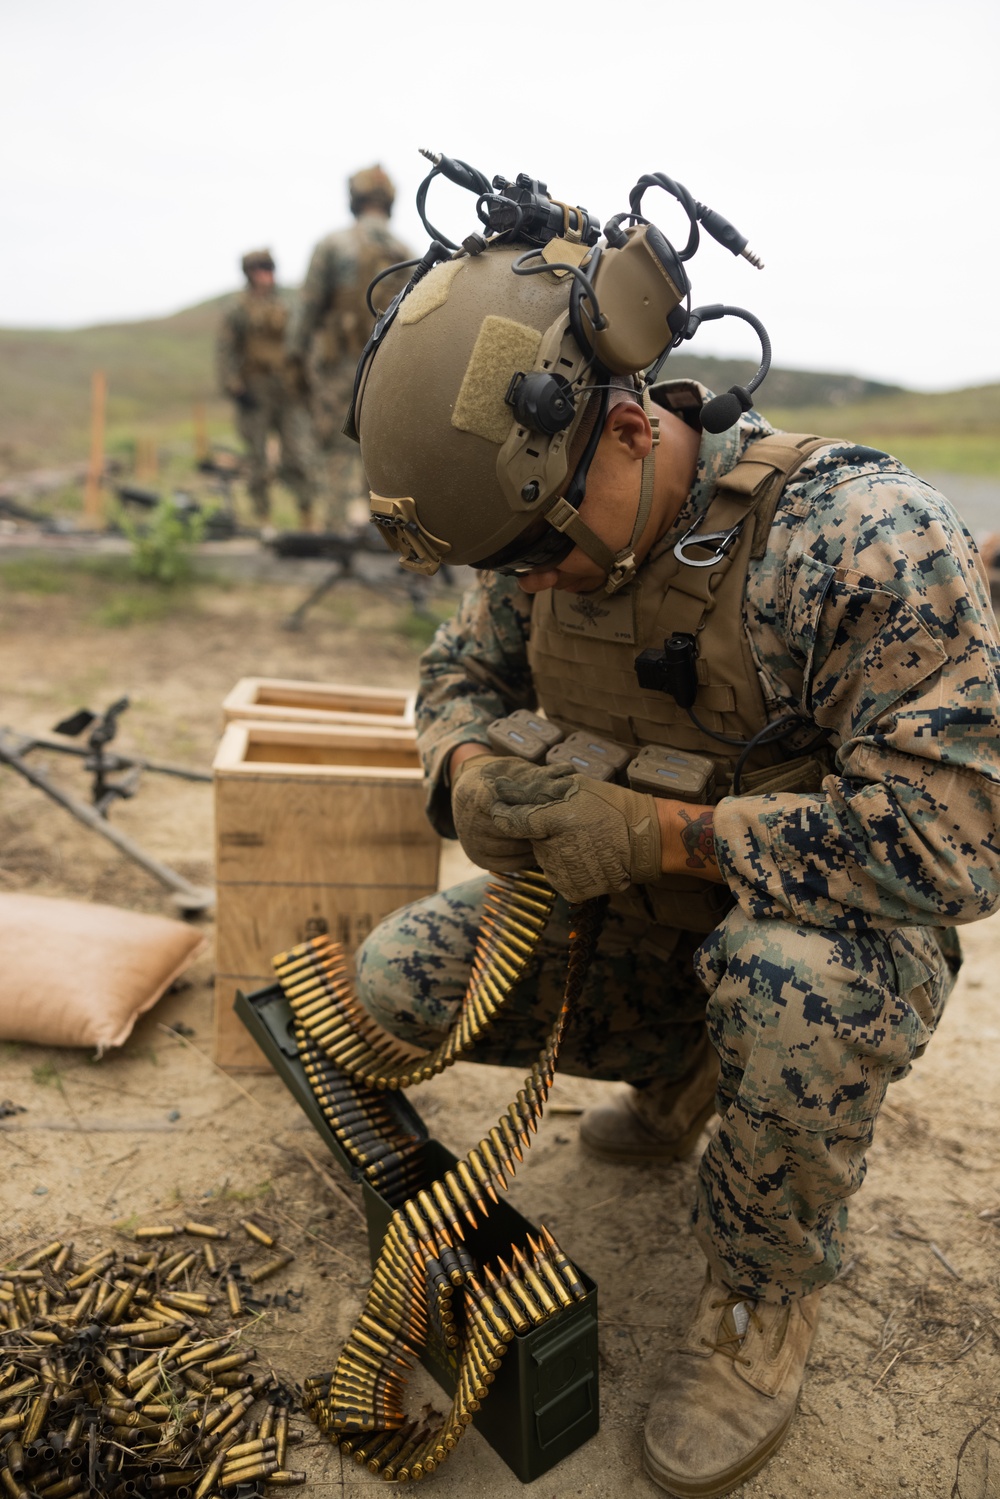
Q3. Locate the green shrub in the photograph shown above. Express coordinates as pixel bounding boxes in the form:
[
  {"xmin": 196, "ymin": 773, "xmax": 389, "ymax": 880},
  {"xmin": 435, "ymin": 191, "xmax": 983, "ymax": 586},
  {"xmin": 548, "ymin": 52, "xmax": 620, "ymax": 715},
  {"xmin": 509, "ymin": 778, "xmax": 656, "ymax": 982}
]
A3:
[{"xmin": 119, "ymin": 500, "xmax": 207, "ymax": 586}]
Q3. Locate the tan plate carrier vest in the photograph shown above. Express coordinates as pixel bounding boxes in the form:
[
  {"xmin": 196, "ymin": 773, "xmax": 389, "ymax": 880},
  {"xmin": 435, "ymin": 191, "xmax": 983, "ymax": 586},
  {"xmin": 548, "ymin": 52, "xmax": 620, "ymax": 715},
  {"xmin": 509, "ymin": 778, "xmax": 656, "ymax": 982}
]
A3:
[
  {"xmin": 527, "ymin": 432, "xmax": 832, "ymax": 933},
  {"xmin": 243, "ymin": 292, "xmax": 289, "ymax": 374},
  {"xmin": 325, "ymin": 224, "xmax": 410, "ymax": 363}
]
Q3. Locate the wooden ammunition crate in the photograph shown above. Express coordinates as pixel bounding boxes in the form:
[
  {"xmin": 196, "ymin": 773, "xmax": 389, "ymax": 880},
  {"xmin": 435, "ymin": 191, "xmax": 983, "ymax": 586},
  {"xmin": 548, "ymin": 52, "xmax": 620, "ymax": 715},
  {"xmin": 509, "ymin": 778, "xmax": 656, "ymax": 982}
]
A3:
[
  {"xmin": 213, "ymin": 721, "xmax": 438, "ymax": 1069},
  {"xmin": 221, "ymin": 677, "xmax": 416, "ymax": 731}
]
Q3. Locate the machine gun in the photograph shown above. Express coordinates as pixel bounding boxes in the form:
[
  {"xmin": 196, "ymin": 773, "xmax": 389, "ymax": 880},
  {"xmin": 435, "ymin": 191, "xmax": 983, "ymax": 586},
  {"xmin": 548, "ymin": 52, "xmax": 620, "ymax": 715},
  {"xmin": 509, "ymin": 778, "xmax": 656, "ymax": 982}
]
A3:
[
  {"xmin": 0, "ymin": 699, "xmax": 213, "ymax": 915},
  {"xmin": 267, "ymin": 529, "xmax": 456, "ymax": 631}
]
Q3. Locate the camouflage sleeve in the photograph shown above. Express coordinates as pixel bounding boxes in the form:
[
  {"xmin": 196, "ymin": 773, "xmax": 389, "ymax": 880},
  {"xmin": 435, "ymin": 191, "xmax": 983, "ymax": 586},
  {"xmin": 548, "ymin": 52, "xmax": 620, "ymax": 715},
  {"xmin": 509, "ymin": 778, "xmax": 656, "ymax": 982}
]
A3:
[
  {"xmin": 215, "ymin": 303, "xmax": 244, "ymax": 394},
  {"xmin": 287, "ymin": 242, "xmax": 334, "ymax": 361},
  {"xmin": 715, "ymin": 472, "xmax": 1000, "ymax": 930},
  {"xmin": 416, "ymin": 572, "xmax": 536, "ymax": 837}
]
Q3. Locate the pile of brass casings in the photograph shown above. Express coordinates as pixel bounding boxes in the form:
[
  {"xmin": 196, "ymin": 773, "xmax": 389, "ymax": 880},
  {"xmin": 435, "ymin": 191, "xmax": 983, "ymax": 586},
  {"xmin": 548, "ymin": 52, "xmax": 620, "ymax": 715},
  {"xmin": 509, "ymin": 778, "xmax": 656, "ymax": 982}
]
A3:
[
  {"xmin": 0, "ymin": 1227, "xmax": 306, "ymax": 1497},
  {"xmin": 274, "ymin": 873, "xmax": 603, "ymax": 1482}
]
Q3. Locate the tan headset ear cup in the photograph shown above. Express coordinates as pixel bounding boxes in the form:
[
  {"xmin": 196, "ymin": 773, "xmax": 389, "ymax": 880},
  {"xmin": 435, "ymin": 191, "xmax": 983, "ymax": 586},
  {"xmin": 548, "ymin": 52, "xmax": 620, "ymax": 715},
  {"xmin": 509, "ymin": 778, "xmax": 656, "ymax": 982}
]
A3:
[{"xmin": 589, "ymin": 226, "xmax": 688, "ymax": 374}]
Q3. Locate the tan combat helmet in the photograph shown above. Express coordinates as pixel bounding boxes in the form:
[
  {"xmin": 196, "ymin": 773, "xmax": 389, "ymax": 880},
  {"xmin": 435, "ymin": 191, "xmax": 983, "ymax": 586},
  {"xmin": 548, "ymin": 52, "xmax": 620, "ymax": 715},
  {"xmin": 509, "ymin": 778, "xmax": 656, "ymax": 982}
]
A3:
[
  {"xmin": 354, "ymin": 159, "xmax": 771, "ymax": 588},
  {"xmin": 349, "ymin": 165, "xmax": 396, "ymax": 215},
  {"xmin": 241, "ymin": 249, "xmax": 275, "ymax": 278}
]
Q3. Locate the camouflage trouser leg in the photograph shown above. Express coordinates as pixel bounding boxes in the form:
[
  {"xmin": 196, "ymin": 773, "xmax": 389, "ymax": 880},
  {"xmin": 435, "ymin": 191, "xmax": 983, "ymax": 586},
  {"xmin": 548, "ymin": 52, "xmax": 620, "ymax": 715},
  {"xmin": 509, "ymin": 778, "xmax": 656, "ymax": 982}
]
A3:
[
  {"xmin": 691, "ymin": 907, "xmax": 955, "ymax": 1301},
  {"xmin": 234, "ymin": 400, "xmax": 271, "ymax": 519},
  {"xmin": 355, "ymin": 877, "xmax": 708, "ymax": 1082},
  {"xmin": 356, "ymin": 877, "xmax": 957, "ymax": 1302},
  {"xmin": 275, "ymin": 399, "xmax": 320, "ymax": 525},
  {"xmin": 309, "ymin": 360, "xmax": 366, "ymax": 531}
]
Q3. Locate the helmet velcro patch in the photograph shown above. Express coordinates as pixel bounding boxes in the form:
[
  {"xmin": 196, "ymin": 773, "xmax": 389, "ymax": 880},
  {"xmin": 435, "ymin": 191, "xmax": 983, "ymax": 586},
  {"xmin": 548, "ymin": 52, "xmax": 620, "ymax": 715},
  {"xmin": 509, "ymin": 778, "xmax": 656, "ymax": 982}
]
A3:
[
  {"xmin": 398, "ymin": 258, "xmax": 464, "ymax": 326},
  {"xmin": 452, "ymin": 316, "xmax": 542, "ymax": 445}
]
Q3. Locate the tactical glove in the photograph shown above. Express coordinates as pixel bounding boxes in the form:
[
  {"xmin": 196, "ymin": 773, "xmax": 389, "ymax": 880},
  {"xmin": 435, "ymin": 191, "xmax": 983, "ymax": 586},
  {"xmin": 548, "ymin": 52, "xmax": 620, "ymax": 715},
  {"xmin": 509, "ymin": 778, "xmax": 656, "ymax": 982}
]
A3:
[
  {"xmin": 451, "ymin": 755, "xmax": 568, "ymax": 873},
  {"xmin": 489, "ymin": 764, "xmax": 661, "ymax": 903}
]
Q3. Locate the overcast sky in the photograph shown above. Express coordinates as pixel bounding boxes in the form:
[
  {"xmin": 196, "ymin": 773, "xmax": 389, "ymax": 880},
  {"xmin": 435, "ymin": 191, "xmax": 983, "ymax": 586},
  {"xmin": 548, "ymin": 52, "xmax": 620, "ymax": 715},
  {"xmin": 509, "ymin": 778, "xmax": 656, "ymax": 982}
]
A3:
[{"xmin": 4, "ymin": 0, "xmax": 997, "ymax": 391}]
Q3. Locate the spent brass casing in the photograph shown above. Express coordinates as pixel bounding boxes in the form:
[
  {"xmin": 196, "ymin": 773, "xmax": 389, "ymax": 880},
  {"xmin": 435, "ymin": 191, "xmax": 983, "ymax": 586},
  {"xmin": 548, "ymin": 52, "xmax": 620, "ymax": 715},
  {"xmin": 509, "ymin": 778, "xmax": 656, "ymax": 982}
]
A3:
[
  {"xmin": 245, "ymin": 1253, "xmax": 294, "ymax": 1285},
  {"xmin": 202, "ymin": 1349, "xmax": 255, "ymax": 1374},
  {"xmin": 22, "ymin": 1388, "xmax": 52, "ymax": 1445},
  {"xmin": 238, "ymin": 1220, "xmax": 274, "ymax": 1249},
  {"xmin": 223, "ymin": 1436, "xmax": 276, "ymax": 1462},
  {"xmin": 182, "ymin": 1223, "xmax": 228, "ymax": 1240},
  {"xmin": 224, "ymin": 1275, "xmax": 242, "ymax": 1319},
  {"xmin": 219, "ymin": 1456, "xmax": 279, "ymax": 1484}
]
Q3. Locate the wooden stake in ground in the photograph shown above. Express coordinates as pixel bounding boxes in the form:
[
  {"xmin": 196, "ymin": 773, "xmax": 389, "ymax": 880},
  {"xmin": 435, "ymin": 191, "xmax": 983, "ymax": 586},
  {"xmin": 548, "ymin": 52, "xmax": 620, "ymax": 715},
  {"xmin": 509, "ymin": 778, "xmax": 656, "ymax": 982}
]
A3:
[
  {"xmin": 83, "ymin": 368, "xmax": 107, "ymax": 527},
  {"xmin": 135, "ymin": 435, "xmax": 158, "ymax": 481}
]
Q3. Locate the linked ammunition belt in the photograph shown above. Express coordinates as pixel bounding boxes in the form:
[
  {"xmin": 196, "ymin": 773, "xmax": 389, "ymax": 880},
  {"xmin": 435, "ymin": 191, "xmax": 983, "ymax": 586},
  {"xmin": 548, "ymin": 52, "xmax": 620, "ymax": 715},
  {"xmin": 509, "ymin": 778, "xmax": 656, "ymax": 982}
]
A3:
[{"xmin": 271, "ymin": 873, "xmax": 601, "ymax": 1483}]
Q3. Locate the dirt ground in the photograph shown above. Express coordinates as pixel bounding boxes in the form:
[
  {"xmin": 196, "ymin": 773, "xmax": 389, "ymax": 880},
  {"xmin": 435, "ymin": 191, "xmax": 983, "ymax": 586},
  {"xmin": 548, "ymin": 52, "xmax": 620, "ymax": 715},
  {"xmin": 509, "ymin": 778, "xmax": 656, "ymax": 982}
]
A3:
[{"xmin": 1, "ymin": 559, "xmax": 999, "ymax": 1499}]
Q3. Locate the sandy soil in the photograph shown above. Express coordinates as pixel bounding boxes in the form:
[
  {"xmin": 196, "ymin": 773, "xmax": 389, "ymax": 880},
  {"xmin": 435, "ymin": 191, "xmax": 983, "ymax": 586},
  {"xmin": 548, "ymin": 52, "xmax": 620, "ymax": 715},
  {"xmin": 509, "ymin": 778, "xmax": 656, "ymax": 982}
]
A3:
[{"xmin": 1, "ymin": 565, "xmax": 998, "ymax": 1499}]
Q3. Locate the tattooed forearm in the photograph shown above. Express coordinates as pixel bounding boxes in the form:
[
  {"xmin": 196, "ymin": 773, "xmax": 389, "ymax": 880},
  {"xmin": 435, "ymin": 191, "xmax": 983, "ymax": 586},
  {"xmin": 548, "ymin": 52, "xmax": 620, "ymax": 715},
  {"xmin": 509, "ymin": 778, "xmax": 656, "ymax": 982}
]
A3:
[
  {"xmin": 655, "ymin": 800, "xmax": 725, "ymax": 884},
  {"xmin": 678, "ymin": 808, "xmax": 717, "ymax": 871}
]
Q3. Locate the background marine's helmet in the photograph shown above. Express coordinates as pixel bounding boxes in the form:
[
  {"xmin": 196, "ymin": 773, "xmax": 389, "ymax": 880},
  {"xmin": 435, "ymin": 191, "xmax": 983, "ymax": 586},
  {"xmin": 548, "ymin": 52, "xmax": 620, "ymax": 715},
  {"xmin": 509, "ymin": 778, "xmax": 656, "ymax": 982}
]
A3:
[
  {"xmin": 241, "ymin": 249, "xmax": 275, "ymax": 279},
  {"xmin": 349, "ymin": 165, "xmax": 396, "ymax": 215}
]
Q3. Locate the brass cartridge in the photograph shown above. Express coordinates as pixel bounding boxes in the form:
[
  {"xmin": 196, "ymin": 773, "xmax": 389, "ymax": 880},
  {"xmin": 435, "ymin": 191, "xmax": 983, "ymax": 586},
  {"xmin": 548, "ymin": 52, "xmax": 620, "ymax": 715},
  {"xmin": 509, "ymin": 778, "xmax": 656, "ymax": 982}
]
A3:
[
  {"xmin": 223, "ymin": 1275, "xmax": 242, "ymax": 1319},
  {"xmin": 367, "ymin": 1420, "xmax": 416, "ymax": 1473},
  {"xmin": 442, "ymin": 1169, "xmax": 478, "ymax": 1230},
  {"xmin": 182, "ymin": 1223, "xmax": 228, "ymax": 1241},
  {"xmin": 484, "ymin": 1265, "xmax": 529, "ymax": 1333},
  {"xmin": 244, "ymin": 1253, "xmax": 294, "ymax": 1285},
  {"xmin": 238, "ymin": 1220, "xmax": 274, "ymax": 1249},
  {"xmin": 476, "ymin": 1137, "xmax": 509, "ymax": 1191},
  {"xmin": 466, "ymin": 1148, "xmax": 500, "ymax": 1204},
  {"xmin": 219, "ymin": 1456, "xmax": 279, "ymax": 1484},
  {"xmin": 274, "ymin": 1404, "xmax": 289, "ymax": 1467}
]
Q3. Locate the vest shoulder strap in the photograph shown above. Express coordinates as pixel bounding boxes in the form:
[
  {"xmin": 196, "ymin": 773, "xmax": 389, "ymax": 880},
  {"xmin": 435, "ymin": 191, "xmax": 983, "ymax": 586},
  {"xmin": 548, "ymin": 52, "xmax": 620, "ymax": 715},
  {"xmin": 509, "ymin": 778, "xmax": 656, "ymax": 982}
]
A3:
[{"xmin": 716, "ymin": 432, "xmax": 834, "ymax": 558}]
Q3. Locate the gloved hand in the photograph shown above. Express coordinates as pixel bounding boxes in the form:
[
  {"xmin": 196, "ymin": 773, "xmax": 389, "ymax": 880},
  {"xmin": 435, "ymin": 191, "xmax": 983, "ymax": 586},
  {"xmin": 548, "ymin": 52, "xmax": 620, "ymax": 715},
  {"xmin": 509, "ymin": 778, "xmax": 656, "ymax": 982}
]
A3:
[
  {"xmin": 451, "ymin": 755, "xmax": 570, "ymax": 872},
  {"xmin": 489, "ymin": 764, "xmax": 661, "ymax": 903}
]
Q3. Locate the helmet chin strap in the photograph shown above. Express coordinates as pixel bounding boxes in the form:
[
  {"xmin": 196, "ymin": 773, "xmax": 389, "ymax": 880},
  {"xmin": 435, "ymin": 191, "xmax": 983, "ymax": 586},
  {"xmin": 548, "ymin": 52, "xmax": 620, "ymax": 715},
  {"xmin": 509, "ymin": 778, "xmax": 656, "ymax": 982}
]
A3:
[{"xmin": 541, "ymin": 413, "xmax": 659, "ymax": 596}]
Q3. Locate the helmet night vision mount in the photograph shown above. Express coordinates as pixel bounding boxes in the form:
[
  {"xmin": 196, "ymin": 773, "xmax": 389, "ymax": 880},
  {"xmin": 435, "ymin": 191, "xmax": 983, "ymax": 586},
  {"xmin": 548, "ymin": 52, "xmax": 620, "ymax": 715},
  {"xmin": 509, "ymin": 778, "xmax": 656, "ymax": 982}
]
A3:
[{"xmin": 351, "ymin": 151, "xmax": 772, "ymax": 588}]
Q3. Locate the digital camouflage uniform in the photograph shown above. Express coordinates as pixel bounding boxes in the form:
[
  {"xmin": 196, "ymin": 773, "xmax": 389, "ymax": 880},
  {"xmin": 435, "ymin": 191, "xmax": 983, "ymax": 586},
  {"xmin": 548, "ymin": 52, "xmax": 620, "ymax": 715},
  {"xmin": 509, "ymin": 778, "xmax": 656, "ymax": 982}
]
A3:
[
  {"xmin": 216, "ymin": 288, "xmax": 320, "ymax": 522},
  {"xmin": 356, "ymin": 381, "xmax": 1000, "ymax": 1304},
  {"xmin": 288, "ymin": 214, "xmax": 411, "ymax": 528}
]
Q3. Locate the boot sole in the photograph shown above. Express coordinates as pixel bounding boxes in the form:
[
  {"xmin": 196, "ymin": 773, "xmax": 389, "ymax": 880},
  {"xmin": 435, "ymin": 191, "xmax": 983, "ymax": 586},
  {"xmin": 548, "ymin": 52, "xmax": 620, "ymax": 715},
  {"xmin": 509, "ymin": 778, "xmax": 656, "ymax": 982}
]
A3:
[
  {"xmin": 641, "ymin": 1402, "xmax": 796, "ymax": 1498},
  {"xmin": 578, "ymin": 1099, "xmax": 717, "ymax": 1165}
]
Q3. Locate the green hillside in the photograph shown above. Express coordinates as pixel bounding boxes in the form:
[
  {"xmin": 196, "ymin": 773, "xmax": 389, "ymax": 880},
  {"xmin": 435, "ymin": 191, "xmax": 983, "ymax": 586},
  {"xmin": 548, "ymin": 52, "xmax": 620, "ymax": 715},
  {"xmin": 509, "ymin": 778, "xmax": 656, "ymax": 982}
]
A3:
[{"xmin": 1, "ymin": 299, "xmax": 998, "ymax": 479}]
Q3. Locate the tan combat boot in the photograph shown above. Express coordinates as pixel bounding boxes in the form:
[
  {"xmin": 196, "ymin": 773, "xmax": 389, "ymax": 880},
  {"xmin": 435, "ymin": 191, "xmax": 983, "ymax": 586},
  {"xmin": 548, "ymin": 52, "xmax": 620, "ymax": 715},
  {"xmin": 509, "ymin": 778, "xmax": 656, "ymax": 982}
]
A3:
[
  {"xmin": 578, "ymin": 1033, "xmax": 719, "ymax": 1163},
  {"xmin": 643, "ymin": 1266, "xmax": 822, "ymax": 1497}
]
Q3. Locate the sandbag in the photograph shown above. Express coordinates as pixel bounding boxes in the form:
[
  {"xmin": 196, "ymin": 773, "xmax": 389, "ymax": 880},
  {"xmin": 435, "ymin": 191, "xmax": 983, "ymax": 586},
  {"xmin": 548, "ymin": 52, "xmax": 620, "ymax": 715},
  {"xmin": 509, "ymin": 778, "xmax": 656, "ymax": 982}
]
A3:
[{"xmin": 0, "ymin": 893, "xmax": 207, "ymax": 1052}]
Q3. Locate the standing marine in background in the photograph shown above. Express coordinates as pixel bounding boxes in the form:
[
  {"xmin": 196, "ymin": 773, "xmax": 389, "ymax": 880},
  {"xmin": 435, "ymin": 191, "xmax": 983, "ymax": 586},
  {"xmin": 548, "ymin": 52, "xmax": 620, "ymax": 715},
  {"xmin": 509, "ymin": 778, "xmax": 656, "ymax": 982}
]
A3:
[
  {"xmin": 288, "ymin": 167, "xmax": 411, "ymax": 530},
  {"xmin": 216, "ymin": 249, "xmax": 320, "ymax": 529}
]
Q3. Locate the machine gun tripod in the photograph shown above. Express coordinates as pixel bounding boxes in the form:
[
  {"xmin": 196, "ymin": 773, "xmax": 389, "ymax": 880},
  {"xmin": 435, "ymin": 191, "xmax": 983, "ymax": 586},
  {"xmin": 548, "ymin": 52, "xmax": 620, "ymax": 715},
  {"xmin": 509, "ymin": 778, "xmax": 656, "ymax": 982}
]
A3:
[
  {"xmin": 0, "ymin": 698, "xmax": 214, "ymax": 916},
  {"xmin": 268, "ymin": 529, "xmax": 456, "ymax": 631}
]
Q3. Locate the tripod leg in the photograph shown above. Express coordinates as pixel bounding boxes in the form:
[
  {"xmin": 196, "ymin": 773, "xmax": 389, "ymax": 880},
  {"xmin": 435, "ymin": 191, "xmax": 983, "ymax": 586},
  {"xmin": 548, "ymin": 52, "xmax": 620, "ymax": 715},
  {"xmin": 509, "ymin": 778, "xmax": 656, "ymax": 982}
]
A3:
[
  {"xmin": 0, "ymin": 734, "xmax": 214, "ymax": 916},
  {"xmin": 282, "ymin": 563, "xmax": 344, "ymax": 631}
]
